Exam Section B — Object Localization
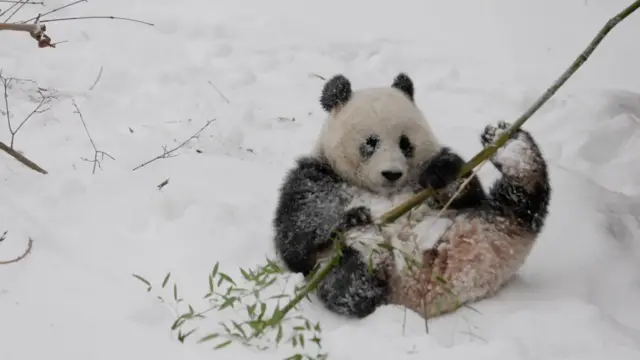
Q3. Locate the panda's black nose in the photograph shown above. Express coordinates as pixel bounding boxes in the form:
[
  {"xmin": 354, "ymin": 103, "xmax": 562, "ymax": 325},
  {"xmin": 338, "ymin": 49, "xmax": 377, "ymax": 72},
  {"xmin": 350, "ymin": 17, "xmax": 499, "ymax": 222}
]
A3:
[{"xmin": 381, "ymin": 170, "xmax": 403, "ymax": 182}]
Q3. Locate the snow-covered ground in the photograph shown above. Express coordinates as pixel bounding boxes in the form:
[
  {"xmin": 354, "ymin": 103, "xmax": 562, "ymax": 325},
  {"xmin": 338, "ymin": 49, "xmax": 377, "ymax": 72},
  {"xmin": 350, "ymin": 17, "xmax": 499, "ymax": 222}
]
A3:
[{"xmin": 2, "ymin": 0, "xmax": 640, "ymax": 359}]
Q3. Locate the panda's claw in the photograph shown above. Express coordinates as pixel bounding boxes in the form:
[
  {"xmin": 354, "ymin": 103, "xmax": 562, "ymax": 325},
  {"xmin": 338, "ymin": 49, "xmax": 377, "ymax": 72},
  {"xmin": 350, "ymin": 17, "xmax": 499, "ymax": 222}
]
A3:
[
  {"xmin": 497, "ymin": 121, "xmax": 510, "ymax": 130},
  {"xmin": 480, "ymin": 121, "xmax": 518, "ymax": 147}
]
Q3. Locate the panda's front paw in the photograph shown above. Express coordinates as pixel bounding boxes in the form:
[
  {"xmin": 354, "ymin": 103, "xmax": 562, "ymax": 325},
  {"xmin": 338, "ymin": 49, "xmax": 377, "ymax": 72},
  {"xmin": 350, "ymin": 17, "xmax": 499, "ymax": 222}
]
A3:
[
  {"xmin": 419, "ymin": 148, "xmax": 462, "ymax": 190},
  {"xmin": 328, "ymin": 206, "xmax": 374, "ymax": 244},
  {"xmin": 480, "ymin": 121, "xmax": 518, "ymax": 147},
  {"xmin": 342, "ymin": 206, "xmax": 374, "ymax": 230}
]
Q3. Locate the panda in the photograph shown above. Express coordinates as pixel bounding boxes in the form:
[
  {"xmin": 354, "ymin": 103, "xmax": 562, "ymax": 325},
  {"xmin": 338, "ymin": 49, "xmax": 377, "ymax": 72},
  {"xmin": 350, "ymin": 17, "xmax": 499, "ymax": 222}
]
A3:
[{"xmin": 272, "ymin": 72, "xmax": 551, "ymax": 320}]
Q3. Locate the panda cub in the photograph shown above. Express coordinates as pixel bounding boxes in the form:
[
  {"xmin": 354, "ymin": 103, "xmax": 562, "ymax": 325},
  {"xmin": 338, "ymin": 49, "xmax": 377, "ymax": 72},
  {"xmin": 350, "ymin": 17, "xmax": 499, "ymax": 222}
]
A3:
[{"xmin": 272, "ymin": 73, "xmax": 551, "ymax": 319}]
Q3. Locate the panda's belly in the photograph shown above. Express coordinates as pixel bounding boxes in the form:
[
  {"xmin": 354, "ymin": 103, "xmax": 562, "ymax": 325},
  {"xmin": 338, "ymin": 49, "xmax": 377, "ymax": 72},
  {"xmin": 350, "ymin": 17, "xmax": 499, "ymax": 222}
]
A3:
[{"xmin": 343, "ymin": 187, "xmax": 452, "ymax": 269}]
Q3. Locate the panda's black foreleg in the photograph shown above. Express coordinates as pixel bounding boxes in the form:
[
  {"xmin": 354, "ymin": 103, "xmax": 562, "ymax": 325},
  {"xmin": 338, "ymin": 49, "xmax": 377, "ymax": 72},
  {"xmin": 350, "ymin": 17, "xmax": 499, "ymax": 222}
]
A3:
[
  {"xmin": 480, "ymin": 122, "xmax": 551, "ymax": 234},
  {"xmin": 418, "ymin": 146, "xmax": 488, "ymax": 210},
  {"xmin": 273, "ymin": 156, "xmax": 352, "ymax": 277},
  {"xmin": 316, "ymin": 245, "xmax": 390, "ymax": 318},
  {"xmin": 316, "ymin": 205, "xmax": 389, "ymax": 318}
]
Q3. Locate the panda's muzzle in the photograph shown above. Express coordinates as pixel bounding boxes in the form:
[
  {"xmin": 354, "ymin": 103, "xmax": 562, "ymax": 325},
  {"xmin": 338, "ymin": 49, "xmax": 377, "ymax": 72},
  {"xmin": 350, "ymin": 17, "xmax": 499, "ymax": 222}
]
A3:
[{"xmin": 381, "ymin": 170, "xmax": 403, "ymax": 182}]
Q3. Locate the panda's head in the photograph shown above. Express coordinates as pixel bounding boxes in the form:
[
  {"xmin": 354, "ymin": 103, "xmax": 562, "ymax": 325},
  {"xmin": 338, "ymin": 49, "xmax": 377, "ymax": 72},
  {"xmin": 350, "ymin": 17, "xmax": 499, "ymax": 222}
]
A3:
[{"xmin": 313, "ymin": 73, "xmax": 441, "ymax": 195}]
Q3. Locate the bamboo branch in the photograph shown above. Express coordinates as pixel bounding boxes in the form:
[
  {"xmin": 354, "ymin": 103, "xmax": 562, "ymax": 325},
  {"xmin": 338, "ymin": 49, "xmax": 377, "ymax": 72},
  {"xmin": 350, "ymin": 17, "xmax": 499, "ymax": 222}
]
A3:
[{"xmin": 270, "ymin": 0, "xmax": 640, "ymax": 325}]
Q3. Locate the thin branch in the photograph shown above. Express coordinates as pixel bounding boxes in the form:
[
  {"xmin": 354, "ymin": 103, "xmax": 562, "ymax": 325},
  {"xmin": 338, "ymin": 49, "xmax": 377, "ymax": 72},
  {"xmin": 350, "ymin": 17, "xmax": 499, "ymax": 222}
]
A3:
[
  {"xmin": 0, "ymin": 72, "xmax": 49, "ymax": 174},
  {"xmin": 207, "ymin": 80, "xmax": 230, "ymax": 104},
  {"xmin": 308, "ymin": 73, "xmax": 326, "ymax": 81},
  {"xmin": 39, "ymin": 16, "xmax": 155, "ymax": 27},
  {"xmin": 0, "ymin": 1, "xmax": 44, "ymax": 4},
  {"xmin": 0, "ymin": 237, "xmax": 33, "ymax": 265},
  {"xmin": 1, "ymin": 74, "xmax": 10, "ymax": 138},
  {"xmin": 71, "ymin": 98, "xmax": 114, "ymax": 174},
  {"xmin": 89, "ymin": 65, "xmax": 103, "ymax": 91},
  {"xmin": 132, "ymin": 119, "xmax": 216, "ymax": 171},
  {"xmin": 11, "ymin": 90, "xmax": 51, "ymax": 147},
  {"xmin": 3, "ymin": 0, "xmax": 27, "ymax": 22},
  {"xmin": 0, "ymin": 141, "xmax": 48, "ymax": 173},
  {"xmin": 19, "ymin": 0, "xmax": 86, "ymax": 24},
  {"xmin": 270, "ymin": 0, "xmax": 640, "ymax": 328},
  {"xmin": 1, "ymin": 72, "xmax": 53, "ymax": 148},
  {"xmin": 0, "ymin": 0, "xmax": 19, "ymax": 19}
]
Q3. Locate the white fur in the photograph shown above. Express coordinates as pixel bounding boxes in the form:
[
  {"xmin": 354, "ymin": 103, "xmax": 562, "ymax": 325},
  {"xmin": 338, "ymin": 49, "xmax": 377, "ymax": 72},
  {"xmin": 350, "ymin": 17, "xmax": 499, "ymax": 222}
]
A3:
[
  {"xmin": 313, "ymin": 87, "xmax": 441, "ymax": 195},
  {"xmin": 342, "ymin": 186, "xmax": 453, "ymax": 274}
]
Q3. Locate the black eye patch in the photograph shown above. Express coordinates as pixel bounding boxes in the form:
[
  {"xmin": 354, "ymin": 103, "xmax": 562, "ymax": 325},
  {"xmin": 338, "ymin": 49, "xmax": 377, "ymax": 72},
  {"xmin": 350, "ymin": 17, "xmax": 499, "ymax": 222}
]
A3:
[
  {"xmin": 399, "ymin": 134, "xmax": 414, "ymax": 158},
  {"xmin": 360, "ymin": 135, "xmax": 380, "ymax": 159}
]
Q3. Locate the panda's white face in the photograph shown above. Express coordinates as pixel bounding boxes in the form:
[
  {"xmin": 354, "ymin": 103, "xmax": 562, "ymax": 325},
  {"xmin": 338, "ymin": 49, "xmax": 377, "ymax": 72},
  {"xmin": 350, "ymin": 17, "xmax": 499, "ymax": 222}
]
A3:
[{"xmin": 314, "ymin": 86, "xmax": 441, "ymax": 195}]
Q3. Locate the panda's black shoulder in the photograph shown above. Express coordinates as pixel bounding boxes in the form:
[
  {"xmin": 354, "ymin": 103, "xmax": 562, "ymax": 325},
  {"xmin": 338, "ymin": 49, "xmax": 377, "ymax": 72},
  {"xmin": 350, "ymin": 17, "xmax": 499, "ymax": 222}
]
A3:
[
  {"xmin": 274, "ymin": 155, "xmax": 348, "ymax": 233},
  {"xmin": 286, "ymin": 155, "xmax": 344, "ymax": 185}
]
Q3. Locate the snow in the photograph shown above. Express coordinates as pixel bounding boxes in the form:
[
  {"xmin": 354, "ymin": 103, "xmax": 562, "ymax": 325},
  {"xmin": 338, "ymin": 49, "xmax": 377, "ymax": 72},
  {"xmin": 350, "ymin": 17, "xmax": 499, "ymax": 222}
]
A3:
[{"xmin": 2, "ymin": 0, "xmax": 640, "ymax": 359}]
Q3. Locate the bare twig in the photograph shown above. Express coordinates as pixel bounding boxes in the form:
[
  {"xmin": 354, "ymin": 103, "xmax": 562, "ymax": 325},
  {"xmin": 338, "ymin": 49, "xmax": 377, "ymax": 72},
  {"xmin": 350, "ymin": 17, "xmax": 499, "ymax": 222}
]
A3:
[
  {"xmin": 207, "ymin": 80, "xmax": 230, "ymax": 104},
  {"xmin": 0, "ymin": 0, "xmax": 36, "ymax": 19},
  {"xmin": 0, "ymin": 1, "xmax": 44, "ymax": 4},
  {"xmin": 269, "ymin": 0, "xmax": 640, "ymax": 329},
  {"xmin": 39, "ymin": 15, "xmax": 155, "ymax": 27},
  {"xmin": 71, "ymin": 99, "xmax": 114, "ymax": 174},
  {"xmin": 0, "ymin": 1, "xmax": 18, "ymax": 18},
  {"xmin": 3, "ymin": 0, "xmax": 27, "ymax": 22},
  {"xmin": 308, "ymin": 73, "xmax": 326, "ymax": 81},
  {"xmin": 0, "ymin": 230, "xmax": 7, "ymax": 242},
  {"xmin": 0, "ymin": 237, "xmax": 33, "ymax": 265},
  {"xmin": 19, "ymin": 0, "xmax": 86, "ymax": 24},
  {"xmin": 89, "ymin": 66, "xmax": 103, "ymax": 91},
  {"xmin": 1, "ymin": 72, "xmax": 53, "ymax": 148},
  {"xmin": 132, "ymin": 119, "xmax": 216, "ymax": 171},
  {"xmin": 0, "ymin": 72, "xmax": 49, "ymax": 174}
]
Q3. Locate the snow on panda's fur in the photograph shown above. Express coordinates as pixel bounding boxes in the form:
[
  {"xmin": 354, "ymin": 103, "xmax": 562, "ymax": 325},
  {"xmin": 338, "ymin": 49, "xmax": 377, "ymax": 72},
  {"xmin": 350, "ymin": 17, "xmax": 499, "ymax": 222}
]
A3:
[{"xmin": 272, "ymin": 73, "xmax": 551, "ymax": 319}]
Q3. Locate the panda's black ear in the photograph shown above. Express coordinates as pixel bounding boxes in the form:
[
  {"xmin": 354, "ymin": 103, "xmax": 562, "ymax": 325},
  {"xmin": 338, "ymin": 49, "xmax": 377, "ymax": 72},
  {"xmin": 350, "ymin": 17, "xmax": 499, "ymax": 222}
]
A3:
[
  {"xmin": 391, "ymin": 72, "xmax": 414, "ymax": 102},
  {"xmin": 320, "ymin": 74, "xmax": 352, "ymax": 112}
]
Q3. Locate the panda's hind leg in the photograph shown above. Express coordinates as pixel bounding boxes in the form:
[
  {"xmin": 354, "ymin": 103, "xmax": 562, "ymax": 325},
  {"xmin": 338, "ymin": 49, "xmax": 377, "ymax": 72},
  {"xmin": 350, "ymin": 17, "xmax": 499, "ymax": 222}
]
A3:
[
  {"xmin": 481, "ymin": 121, "xmax": 551, "ymax": 233},
  {"xmin": 316, "ymin": 245, "xmax": 390, "ymax": 318}
]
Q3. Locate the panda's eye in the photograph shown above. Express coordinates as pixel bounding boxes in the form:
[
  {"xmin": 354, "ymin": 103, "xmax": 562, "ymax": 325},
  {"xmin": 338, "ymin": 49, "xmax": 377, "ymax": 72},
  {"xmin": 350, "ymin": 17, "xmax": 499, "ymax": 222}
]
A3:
[
  {"xmin": 399, "ymin": 134, "xmax": 414, "ymax": 158},
  {"xmin": 366, "ymin": 136, "xmax": 379, "ymax": 148},
  {"xmin": 360, "ymin": 135, "xmax": 380, "ymax": 159}
]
